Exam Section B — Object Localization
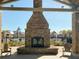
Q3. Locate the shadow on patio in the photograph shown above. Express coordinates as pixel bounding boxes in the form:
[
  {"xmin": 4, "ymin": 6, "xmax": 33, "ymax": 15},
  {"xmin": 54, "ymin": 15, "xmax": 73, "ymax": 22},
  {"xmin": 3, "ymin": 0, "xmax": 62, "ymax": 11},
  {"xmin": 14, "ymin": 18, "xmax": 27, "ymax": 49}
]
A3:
[
  {"xmin": 0, "ymin": 52, "xmax": 57, "ymax": 59},
  {"xmin": 59, "ymin": 53, "xmax": 79, "ymax": 59},
  {"xmin": 0, "ymin": 54, "xmax": 44, "ymax": 59},
  {"xmin": 0, "ymin": 47, "xmax": 54, "ymax": 59}
]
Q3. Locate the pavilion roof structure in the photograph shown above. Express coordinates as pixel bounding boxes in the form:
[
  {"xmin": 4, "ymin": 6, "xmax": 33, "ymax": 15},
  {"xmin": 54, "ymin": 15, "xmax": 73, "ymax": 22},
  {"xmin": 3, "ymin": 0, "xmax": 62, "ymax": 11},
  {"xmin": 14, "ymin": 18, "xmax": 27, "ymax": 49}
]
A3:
[
  {"xmin": 0, "ymin": 0, "xmax": 79, "ymax": 12},
  {"xmin": 0, "ymin": 0, "xmax": 18, "ymax": 5},
  {"xmin": 54, "ymin": 0, "xmax": 71, "ymax": 6},
  {"xmin": 54, "ymin": 0, "xmax": 79, "ymax": 7}
]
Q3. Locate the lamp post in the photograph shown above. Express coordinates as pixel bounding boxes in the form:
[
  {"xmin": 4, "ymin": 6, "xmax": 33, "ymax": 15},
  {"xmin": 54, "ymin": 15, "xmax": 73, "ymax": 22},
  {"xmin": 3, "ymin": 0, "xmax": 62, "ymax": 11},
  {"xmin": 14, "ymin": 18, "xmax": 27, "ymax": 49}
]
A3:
[
  {"xmin": 3, "ymin": 33, "xmax": 9, "ymax": 51},
  {"xmin": 6, "ymin": 34, "xmax": 9, "ymax": 43}
]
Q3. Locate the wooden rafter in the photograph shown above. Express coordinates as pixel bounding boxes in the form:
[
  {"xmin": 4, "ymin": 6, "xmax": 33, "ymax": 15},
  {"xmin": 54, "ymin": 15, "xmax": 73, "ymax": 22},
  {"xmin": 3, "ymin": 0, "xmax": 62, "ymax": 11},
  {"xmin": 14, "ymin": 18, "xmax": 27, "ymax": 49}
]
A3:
[
  {"xmin": 0, "ymin": 0, "xmax": 18, "ymax": 5},
  {"xmin": 54, "ymin": 0, "xmax": 71, "ymax": 6},
  {"xmin": 0, "ymin": 0, "xmax": 78, "ymax": 12},
  {"xmin": 55, "ymin": 0, "xmax": 79, "ymax": 7}
]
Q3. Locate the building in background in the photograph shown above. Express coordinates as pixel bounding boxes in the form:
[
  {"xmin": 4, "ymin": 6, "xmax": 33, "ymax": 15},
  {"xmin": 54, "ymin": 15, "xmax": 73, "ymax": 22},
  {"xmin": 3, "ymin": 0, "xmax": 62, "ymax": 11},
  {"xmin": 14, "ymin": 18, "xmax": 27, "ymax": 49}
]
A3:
[
  {"xmin": 2, "ymin": 29, "xmax": 25, "ymax": 42},
  {"xmin": 2, "ymin": 30, "xmax": 12, "ymax": 42}
]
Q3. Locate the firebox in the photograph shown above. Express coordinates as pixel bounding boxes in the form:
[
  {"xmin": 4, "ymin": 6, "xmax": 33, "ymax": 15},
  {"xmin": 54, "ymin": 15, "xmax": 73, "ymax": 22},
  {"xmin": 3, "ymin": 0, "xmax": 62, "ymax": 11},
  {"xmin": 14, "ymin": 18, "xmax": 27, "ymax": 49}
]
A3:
[{"xmin": 31, "ymin": 36, "xmax": 44, "ymax": 48}]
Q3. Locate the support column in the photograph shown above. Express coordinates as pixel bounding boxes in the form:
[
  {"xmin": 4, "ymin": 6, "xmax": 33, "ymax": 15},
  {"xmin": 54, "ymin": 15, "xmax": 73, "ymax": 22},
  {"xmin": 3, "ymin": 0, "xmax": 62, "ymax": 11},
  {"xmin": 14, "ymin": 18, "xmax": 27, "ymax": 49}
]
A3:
[
  {"xmin": 0, "ymin": 13, "xmax": 2, "ymax": 49},
  {"xmin": 72, "ymin": 11, "xmax": 79, "ymax": 56}
]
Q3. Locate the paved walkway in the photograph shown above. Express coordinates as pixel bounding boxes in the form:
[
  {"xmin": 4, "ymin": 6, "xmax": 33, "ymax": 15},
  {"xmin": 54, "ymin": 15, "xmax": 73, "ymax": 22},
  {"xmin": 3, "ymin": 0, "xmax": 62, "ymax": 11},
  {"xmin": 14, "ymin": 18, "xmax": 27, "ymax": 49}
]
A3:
[{"xmin": 0, "ymin": 46, "xmax": 72, "ymax": 59}]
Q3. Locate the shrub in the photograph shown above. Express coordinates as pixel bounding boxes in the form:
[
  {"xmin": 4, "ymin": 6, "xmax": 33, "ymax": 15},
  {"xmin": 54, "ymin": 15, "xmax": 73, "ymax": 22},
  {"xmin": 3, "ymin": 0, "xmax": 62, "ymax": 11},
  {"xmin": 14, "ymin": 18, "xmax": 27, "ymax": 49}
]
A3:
[
  {"xmin": 8, "ymin": 41, "xmax": 25, "ymax": 46},
  {"xmin": 50, "ymin": 40, "xmax": 64, "ymax": 46},
  {"xmin": 54, "ymin": 41, "xmax": 64, "ymax": 46}
]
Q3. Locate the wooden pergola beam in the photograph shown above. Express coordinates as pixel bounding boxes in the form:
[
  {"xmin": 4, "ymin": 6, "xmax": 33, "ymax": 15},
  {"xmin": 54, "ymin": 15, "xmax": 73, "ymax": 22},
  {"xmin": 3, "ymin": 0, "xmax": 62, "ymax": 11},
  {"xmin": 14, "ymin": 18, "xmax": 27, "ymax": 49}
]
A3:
[
  {"xmin": 0, "ymin": 7, "xmax": 33, "ymax": 11},
  {"xmin": 0, "ymin": 7, "xmax": 74, "ymax": 12},
  {"xmin": 43, "ymin": 8, "xmax": 73, "ymax": 12}
]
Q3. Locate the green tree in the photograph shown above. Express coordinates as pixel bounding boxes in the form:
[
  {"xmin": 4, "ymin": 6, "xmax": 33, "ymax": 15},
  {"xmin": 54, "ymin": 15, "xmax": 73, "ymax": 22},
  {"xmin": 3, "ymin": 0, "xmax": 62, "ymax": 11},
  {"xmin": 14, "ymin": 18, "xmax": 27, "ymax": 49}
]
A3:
[{"xmin": 59, "ymin": 30, "xmax": 67, "ymax": 38}]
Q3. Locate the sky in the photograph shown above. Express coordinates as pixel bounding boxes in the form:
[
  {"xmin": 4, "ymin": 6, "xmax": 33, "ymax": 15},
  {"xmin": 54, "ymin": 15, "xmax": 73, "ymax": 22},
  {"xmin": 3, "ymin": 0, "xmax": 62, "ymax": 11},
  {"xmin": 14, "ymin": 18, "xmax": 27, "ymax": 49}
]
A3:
[{"xmin": 1, "ymin": 0, "xmax": 72, "ymax": 33}]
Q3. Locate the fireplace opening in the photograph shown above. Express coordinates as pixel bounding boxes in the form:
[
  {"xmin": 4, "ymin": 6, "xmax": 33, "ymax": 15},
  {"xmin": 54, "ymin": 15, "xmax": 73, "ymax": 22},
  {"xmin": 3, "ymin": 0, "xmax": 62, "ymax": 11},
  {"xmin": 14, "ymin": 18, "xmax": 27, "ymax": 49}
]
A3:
[{"xmin": 31, "ymin": 36, "xmax": 44, "ymax": 48}]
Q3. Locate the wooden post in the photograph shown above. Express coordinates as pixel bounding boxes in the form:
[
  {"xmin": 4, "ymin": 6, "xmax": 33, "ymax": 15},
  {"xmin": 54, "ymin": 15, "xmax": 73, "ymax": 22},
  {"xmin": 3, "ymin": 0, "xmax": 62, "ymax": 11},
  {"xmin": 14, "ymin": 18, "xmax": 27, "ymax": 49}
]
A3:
[
  {"xmin": 72, "ymin": 11, "xmax": 79, "ymax": 56},
  {"xmin": 0, "ymin": 13, "xmax": 2, "ymax": 49}
]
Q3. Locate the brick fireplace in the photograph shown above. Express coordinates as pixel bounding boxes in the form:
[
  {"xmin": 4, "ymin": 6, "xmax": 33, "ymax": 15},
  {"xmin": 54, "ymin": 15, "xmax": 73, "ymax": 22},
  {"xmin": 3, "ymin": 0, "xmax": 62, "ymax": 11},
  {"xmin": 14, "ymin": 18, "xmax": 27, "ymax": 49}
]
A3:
[
  {"xmin": 25, "ymin": 12, "xmax": 50, "ymax": 47},
  {"xmin": 25, "ymin": 0, "xmax": 50, "ymax": 48},
  {"xmin": 17, "ymin": 0, "xmax": 58, "ymax": 55}
]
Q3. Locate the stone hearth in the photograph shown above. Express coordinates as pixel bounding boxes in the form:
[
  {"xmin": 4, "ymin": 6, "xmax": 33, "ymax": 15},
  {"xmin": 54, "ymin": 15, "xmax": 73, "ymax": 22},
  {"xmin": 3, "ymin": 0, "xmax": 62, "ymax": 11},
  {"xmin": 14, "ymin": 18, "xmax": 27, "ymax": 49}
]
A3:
[{"xmin": 17, "ymin": 47, "xmax": 58, "ymax": 55}]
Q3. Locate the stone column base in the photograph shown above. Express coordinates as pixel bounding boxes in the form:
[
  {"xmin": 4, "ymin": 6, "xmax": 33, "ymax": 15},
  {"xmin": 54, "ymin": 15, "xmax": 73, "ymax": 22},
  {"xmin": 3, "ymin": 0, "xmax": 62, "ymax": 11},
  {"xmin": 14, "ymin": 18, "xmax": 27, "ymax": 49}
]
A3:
[{"xmin": 71, "ymin": 52, "xmax": 79, "ymax": 59}]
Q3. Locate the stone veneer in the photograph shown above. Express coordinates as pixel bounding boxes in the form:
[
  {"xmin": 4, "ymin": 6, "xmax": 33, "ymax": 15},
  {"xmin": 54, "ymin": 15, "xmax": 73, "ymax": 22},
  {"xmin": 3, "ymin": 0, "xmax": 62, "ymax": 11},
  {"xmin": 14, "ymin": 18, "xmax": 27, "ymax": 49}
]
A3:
[
  {"xmin": 25, "ymin": 12, "xmax": 50, "ymax": 47},
  {"xmin": 25, "ymin": 0, "xmax": 50, "ymax": 48},
  {"xmin": 17, "ymin": 47, "xmax": 58, "ymax": 55}
]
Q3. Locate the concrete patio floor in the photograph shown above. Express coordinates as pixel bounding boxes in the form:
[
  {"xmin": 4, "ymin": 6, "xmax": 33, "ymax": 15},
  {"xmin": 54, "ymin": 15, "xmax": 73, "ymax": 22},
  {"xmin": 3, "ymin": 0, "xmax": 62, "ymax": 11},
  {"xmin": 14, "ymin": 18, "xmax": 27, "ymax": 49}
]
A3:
[{"xmin": 0, "ymin": 46, "xmax": 75, "ymax": 59}]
